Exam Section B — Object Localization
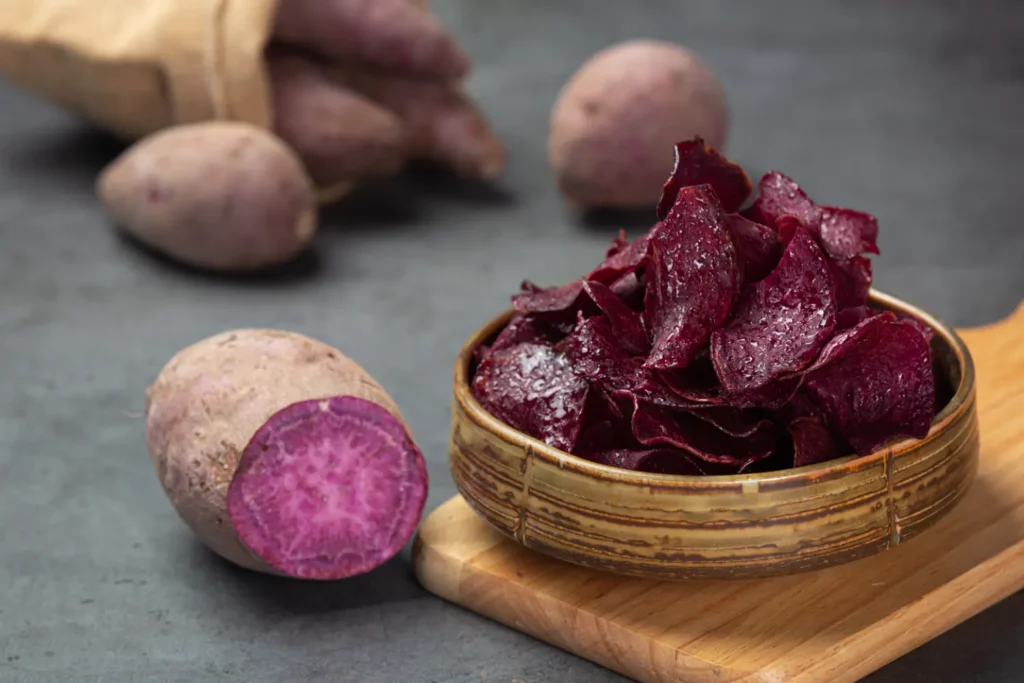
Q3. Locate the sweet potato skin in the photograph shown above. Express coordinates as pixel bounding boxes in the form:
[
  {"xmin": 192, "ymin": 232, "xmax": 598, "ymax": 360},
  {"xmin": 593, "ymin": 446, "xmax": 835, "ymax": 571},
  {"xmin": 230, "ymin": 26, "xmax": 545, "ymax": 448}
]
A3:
[
  {"xmin": 274, "ymin": 0, "xmax": 468, "ymax": 80},
  {"xmin": 268, "ymin": 49, "xmax": 408, "ymax": 187},
  {"xmin": 333, "ymin": 67, "xmax": 505, "ymax": 180},
  {"xmin": 144, "ymin": 329, "xmax": 406, "ymax": 574},
  {"xmin": 97, "ymin": 122, "xmax": 317, "ymax": 272},
  {"xmin": 549, "ymin": 40, "xmax": 728, "ymax": 209}
]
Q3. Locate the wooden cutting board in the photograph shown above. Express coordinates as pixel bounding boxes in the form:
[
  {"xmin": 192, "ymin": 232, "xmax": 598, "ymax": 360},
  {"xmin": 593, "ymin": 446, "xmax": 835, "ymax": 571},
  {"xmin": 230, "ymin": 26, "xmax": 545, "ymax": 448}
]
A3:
[{"xmin": 413, "ymin": 302, "xmax": 1024, "ymax": 683}]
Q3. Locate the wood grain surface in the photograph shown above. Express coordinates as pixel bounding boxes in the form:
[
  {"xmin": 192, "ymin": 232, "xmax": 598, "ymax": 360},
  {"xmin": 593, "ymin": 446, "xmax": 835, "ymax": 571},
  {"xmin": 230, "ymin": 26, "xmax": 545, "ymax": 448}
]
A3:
[{"xmin": 413, "ymin": 301, "xmax": 1024, "ymax": 683}]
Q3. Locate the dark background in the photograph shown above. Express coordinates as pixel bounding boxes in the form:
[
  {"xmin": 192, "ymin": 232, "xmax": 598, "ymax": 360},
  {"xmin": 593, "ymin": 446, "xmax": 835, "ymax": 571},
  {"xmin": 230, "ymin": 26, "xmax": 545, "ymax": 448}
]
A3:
[{"xmin": 2, "ymin": 1, "xmax": 1023, "ymax": 681}]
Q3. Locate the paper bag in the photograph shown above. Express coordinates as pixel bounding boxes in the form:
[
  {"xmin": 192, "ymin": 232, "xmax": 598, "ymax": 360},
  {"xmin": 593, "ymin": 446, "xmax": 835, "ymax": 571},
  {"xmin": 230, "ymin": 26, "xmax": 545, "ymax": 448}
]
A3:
[{"xmin": 0, "ymin": 0, "xmax": 279, "ymax": 141}]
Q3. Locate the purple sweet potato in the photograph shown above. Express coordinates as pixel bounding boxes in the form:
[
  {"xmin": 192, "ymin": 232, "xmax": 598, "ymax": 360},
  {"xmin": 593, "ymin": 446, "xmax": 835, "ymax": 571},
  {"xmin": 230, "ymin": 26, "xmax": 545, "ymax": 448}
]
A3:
[
  {"xmin": 268, "ymin": 48, "xmax": 407, "ymax": 189},
  {"xmin": 145, "ymin": 329, "xmax": 427, "ymax": 580},
  {"xmin": 97, "ymin": 122, "xmax": 317, "ymax": 272},
  {"xmin": 331, "ymin": 67, "xmax": 506, "ymax": 180},
  {"xmin": 227, "ymin": 396, "xmax": 425, "ymax": 579},
  {"xmin": 548, "ymin": 40, "xmax": 728, "ymax": 209},
  {"xmin": 274, "ymin": 0, "xmax": 469, "ymax": 80}
]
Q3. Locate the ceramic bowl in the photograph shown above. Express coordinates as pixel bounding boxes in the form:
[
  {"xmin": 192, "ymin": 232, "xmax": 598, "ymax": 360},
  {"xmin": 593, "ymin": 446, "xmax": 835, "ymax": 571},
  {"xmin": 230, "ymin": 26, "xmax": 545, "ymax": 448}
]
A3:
[{"xmin": 448, "ymin": 291, "xmax": 978, "ymax": 579}]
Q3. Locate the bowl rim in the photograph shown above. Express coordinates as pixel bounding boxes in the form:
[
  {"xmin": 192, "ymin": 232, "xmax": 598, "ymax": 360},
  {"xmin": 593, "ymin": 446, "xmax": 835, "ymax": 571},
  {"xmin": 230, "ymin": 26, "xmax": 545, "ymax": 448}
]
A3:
[{"xmin": 453, "ymin": 289, "xmax": 976, "ymax": 486}]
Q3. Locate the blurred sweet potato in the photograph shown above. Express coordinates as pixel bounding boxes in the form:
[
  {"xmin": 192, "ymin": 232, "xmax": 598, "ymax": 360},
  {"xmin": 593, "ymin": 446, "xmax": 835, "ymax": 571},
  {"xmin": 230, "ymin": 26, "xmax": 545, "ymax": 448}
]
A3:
[
  {"xmin": 549, "ymin": 40, "xmax": 727, "ymax": 209},
  {"xmin": 97, "ymin": 122, "xmax": 317, "ymax": 272},
  {"xmin": 334, "ymin": 68, "xmax": 505, "ymax": 180},
  {"xmin": 268, "ymin": 48, "xmax": 408, "ymax": 188},
  {"xmin": 274, "ymin": 0, "xmax": 468, "ymax": 81}
]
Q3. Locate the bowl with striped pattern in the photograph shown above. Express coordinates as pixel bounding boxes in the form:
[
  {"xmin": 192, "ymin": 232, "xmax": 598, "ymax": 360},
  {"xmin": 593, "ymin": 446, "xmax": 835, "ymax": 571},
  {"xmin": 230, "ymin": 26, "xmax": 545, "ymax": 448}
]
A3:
[{"xmin": 447, "ymin": 290, "xmax": 978, "ymax": 580}]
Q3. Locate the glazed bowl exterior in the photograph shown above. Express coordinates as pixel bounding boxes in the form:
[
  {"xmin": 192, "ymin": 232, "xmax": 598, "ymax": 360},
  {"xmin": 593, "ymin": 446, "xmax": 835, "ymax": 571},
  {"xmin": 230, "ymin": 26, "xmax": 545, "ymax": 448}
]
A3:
[{"xmin": 448, "ymin": 291, "xmax": 979, "ymax": 579}]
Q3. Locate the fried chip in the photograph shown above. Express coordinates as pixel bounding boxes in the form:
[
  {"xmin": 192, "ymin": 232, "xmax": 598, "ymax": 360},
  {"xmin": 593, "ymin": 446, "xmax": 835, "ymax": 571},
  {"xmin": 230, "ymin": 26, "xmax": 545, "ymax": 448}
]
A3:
[
  {"xmin": 472, "ymin": 342, "xmax": 589, "ymax": 452},
  {"xmin": 711, "ymin": 231, "xmax": 837, "ymax": 392},
  {"xmin": 644, "ymin": 185, "xmax": 739, "ymax": 371},
  {"xmin": 657, "ymin": 138, "xmax": 753, "ymax": 218}
]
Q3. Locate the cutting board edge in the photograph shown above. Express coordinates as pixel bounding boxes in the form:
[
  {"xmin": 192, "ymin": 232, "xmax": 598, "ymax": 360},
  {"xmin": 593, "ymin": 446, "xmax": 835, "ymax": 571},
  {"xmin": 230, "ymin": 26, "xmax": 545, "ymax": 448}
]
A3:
[
  {"xmin": 414, "ymin": 495, "xmax": 1024, "ymax": 683},
  {"xmin": 778, "ymin": 537, "xmax": 1024, "ymax": 682}
]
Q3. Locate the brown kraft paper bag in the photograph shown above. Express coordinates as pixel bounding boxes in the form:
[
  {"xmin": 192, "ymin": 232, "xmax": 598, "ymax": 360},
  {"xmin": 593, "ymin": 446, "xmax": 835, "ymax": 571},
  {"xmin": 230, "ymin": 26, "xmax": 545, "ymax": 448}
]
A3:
[{"xmin": 0, "ymin": 0, "xmax": 279, "ymax": 143}]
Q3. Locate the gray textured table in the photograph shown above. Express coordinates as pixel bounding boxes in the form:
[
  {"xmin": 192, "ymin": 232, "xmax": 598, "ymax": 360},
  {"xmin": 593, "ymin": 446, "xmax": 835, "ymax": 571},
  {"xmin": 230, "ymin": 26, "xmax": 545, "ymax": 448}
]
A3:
[{"xmin": 2, "ymin": 1, "xmax": 1023, "ymax": 681}]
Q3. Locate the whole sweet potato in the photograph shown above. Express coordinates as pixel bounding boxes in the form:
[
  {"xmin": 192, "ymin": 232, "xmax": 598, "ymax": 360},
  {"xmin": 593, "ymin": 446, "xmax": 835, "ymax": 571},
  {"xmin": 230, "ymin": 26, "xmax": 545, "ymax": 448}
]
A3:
[
  {"xmin": 334, "ymin": 67, "xmax": 505, "ymax": 180},
  {"xmin": 268, "ymin": 48, "xmax": 408, "ymax": 188},
  {"xmin": 145, "ymin": 329, "xmax": 428, "ymax": 580},
  {"xmin": 97, "ymin": 122, "xmax": 317, "ymax": 272},
  {"xmin": 549, "ymin": 40, "xmax": 728, "ymax": 209},
  {"xmin": 274, "ymin": 0, "xmax": 468, "ymax": 80}
]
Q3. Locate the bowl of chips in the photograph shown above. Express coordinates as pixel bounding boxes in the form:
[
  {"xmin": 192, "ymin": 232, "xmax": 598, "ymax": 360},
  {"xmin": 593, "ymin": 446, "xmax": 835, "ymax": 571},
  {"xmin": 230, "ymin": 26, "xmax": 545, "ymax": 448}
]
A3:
[{"xmin": 447, "ymin": 140, "xmax": 979, "ymax": 579}]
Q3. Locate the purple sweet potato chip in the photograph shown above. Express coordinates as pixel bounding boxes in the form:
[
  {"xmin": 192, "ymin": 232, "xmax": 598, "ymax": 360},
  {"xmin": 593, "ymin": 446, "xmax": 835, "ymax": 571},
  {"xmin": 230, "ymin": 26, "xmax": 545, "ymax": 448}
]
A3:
[
  {"xmin": 512, "ymin": 279, "xmax": 587, "ymax": 317},
  {"xmin": 614, "ymin": 374, "xmax": 700, "ymax": 412},
  {"xmin": 692, "ymin": 406, "xmax": 776, "ymax": 439},
  {"xmin": 726, "ymin": 214, "xmax": 783, "ymax": 283},
  {"xmin": 775, "ymin": 214, "xmax": 803, "ymax": 246},
  {"xmin": 829, "ymin": 256, "xmax": 872, "ymax": 309},
  {"xmin": 773, "ymin": 386, "xmax": 829, "ymax": 425},
  {"xmin": 789, "ymin": 417, "xmax": 844, "ymax": 468},
  {"xmin": 489, "ymin": 314, "xmax": 555, "ymax": 354},
  {"xmin": 746, "ymin": 171, "xmax": 820, "ymax": 230},
  {"xmin": 558, "ymin": 314, "xmax": 694, "ymax": 411},
  {"xmin": 819, "ymin": 206, "xmax": 880, "ymax": 259},
  {"xmin": 728, "ymin": 375, "xmax": 805, "ymax": 410},
  {"xmin": 659, "ymin": 358, "xmax": 725, "ymax": 405},
  {"xmin": 750, "ymin": 311, "xmax": 895, "ymax": 405},
  {"xmin": 581, "ymin": 280, "xmax": 649, "ymax": 355},
  {"xmin": 894, "ymin": 310, "xmax": 936, "ymax": 344},
  {"xmin": 835, "ymin": 305, "xmax": 873, "ymax": 331},
  {"xmin": 588, "ymin": 448, "xmax": 705, "ymax": 475},
  {"xmin": 476, "ymin": 314, "xmax": 547, "ymax": 365},
  {"xmin": 577, "ymin": 419, "xmax": 630, "ymax": 456},
  {"xmin": 813, "ymin": 311, "xmax": 895, "ymax": 365},
  {"xmin": 632, "ymin": 401, "xmax": 777, "ymax": 466},
  {"xmin": 556, "ymin": 314, "xmax": 632, "ymax": 384},
  {"xmin": 606, "ymin": 230, "xmax": 630, "ymax": 259},
  {"xmin": 747, "ymin": 172, "xmax": 880, "ymax": 259},
  {"xmin": 588, "ymin": 233, "xmax": 651, "ymax": 285},
  {"xmin": 658, "ymin": 356, "xmax": 804, "ymax": 409},
  {"xmin": 609, "ymin": 271, "xmax": 643, "ymax": 306},
  {"xmin": 472, "ymin": 342, "xmax": 589, "ymax": 452},
  {"xmin": 711, "ymin": 230, "xmax": 837, "ymax": 392},
  {"xmin": 803, "ymin": 316, "xmax": 934, "ymax": 453},
  {"xmin": 657, "ymin": 138, "xmax": 753, "ymax": 219},
  {"xmin": 644, "ymin": 185, "xmax": 740, "ymax": 371}
]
